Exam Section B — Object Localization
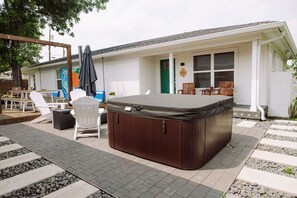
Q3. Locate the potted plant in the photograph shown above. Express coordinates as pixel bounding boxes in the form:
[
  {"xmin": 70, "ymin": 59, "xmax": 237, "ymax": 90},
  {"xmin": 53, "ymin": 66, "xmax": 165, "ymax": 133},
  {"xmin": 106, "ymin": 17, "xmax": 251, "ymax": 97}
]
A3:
[{"xmin": 108, "ymin": 91, "xmax": 116, "ymax": 100}]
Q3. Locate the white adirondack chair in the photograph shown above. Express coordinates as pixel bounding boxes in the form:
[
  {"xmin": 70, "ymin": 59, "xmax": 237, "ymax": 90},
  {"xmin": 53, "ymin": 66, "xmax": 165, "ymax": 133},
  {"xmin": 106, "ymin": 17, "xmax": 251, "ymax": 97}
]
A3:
[
  {"xmin": 29, "ymin": 91, "xmax": 67, "ymax": 124},
  {"xmin": 69, "ymin": 89, "xmax": 86, "ymax": 104},
  {"xmin": 71, "ymin": 96, "xmax": 104, "ymax": 140}
]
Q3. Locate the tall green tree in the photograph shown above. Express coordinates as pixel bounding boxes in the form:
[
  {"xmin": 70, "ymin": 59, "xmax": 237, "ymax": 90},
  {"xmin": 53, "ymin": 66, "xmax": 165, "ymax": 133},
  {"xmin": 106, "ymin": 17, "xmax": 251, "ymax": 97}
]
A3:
[{"xmin": 0, "ymin": 0, "xmax": 108, "ymax": 87}]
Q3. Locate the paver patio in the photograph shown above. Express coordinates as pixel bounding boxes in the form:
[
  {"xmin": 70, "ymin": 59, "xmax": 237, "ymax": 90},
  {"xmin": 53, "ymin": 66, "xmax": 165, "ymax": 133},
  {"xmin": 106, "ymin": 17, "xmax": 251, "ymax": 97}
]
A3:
[{"xmin": 0, "ymin": 119, "xmax": 268, "ymax": 198}]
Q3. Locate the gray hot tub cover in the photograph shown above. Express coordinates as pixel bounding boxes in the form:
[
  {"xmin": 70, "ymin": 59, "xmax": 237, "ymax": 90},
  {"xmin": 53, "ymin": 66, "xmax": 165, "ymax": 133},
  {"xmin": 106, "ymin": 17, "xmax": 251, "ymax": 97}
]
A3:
[{"xmin": 107, "ymin": 94, "xmax": 233, "ymax": 120}]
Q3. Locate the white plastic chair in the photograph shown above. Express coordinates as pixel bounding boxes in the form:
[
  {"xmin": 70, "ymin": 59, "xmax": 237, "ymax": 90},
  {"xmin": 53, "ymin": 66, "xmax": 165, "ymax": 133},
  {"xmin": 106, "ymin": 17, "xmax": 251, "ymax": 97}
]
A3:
[
  {"xmin": 71, "ymin": 96, "xmax": 104, "ymax": 140},
  {"xmin": 29, "ymin": 91, "xmax": 67, "ymax": 124},
  {"xmin": 69, "ymin": 89, "xmax": 86, "ymax": 104}
]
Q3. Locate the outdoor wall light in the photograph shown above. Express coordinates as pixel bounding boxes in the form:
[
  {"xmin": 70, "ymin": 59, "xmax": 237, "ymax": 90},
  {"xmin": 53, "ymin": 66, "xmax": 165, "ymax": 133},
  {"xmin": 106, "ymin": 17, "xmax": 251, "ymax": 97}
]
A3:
[{"xmin": 179, "ymin": 62, "xmax": 187, "ymax": 77}]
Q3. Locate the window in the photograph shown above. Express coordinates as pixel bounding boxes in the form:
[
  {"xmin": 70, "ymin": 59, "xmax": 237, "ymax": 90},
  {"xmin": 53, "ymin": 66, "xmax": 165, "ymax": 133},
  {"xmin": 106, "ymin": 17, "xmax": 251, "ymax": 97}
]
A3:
[
  {"xmin": 56, "ymin": 70, "xmax": 62, "ymax": 89},
  {"xmin": 193, "ymin": 51, "xmax": 234, "ymax": 88}
]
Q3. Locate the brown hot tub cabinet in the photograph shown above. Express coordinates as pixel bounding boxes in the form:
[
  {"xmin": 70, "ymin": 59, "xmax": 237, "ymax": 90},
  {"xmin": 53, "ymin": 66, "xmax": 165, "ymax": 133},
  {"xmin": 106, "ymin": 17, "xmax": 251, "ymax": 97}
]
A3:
[{"xmin": 107, "ymin": 94, "xmax": 233, "ymax": 170}]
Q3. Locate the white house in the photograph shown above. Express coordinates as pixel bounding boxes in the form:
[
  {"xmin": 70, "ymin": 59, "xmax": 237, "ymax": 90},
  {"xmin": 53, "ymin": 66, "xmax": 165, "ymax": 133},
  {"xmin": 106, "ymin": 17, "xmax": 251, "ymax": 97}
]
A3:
[{"xmin": 23, "ymin": 21, "xmax": 297, "ymax": 119}]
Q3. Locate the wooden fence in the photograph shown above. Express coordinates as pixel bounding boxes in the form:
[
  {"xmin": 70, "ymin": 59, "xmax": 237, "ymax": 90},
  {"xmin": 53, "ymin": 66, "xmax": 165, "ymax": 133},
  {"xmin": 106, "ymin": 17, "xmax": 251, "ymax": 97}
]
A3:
[{"xmin": 0, "ymin": 79, "xmax": 28, "ymax": 95}]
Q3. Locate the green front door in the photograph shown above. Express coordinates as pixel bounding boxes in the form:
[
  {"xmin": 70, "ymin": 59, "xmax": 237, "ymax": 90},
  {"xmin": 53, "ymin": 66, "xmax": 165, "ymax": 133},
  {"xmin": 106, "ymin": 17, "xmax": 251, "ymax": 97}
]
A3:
[{"xmin": 160, "ymin": 59, "xmax": 175, "ymax": 93}]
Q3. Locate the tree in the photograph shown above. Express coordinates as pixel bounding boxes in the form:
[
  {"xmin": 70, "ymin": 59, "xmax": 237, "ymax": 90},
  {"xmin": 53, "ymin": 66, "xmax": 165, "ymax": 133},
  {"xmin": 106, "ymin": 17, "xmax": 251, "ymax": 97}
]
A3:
[
  {"xmin": 291, "ymin": 59, "xmax": 297, "ymax": 79},
  {"xmin": 0, "ymin": 0, "xmax": 108, "ymax": 87}
]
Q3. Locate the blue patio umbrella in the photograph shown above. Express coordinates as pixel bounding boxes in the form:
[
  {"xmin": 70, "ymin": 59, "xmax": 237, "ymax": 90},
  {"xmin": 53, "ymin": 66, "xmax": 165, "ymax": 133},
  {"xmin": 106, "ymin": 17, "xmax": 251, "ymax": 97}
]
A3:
[{"xmin": 79, "ymin": 45, "xmax": 97, "ymax": 97}]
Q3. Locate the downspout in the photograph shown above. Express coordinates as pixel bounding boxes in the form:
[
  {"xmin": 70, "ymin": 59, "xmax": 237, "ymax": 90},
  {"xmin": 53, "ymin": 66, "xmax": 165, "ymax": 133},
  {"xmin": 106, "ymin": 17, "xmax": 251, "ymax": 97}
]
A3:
[{"xmin": 256, "ymin": 31, "xmax": 286, "ymax": 120}]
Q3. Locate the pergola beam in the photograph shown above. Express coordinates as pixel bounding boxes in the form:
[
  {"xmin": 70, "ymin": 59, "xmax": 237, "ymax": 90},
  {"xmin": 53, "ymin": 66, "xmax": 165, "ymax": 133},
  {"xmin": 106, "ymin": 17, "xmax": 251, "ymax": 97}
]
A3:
[{"xmin": 0, "ymin": 33, "xmax": 73, "ymax": 95}]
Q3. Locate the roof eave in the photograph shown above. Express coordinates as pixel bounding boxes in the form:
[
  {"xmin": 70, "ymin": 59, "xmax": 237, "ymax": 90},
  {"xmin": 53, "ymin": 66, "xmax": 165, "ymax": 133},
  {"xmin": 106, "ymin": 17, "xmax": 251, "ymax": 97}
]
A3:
[{"xmin": 94, "ymin": 21, "xmax": 291, "ymax": 58}]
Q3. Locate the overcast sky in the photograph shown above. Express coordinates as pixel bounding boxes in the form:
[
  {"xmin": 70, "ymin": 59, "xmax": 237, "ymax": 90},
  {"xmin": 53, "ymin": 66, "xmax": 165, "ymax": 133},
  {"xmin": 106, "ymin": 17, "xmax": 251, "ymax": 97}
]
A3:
[{"xmin": 40, "ymin": 0, "xmax": 297, "ymax": 61}]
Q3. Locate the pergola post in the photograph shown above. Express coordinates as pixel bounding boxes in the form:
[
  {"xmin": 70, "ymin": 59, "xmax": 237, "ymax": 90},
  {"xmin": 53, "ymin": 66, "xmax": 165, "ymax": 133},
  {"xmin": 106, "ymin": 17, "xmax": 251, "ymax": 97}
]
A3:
[
  {"xmin": 0, "ymin": 33, "xmax": 73, "ymax": 99},
  {"xmin": 67, "ymin": 46, "xmax": 73, "ymax": 95}
]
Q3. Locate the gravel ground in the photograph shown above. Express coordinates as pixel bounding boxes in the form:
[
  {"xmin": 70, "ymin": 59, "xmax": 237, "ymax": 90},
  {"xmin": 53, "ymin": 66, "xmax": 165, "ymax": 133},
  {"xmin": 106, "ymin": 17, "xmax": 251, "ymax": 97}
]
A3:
[
  {"xmin": 254, "ymin": 119, "xmax": 274, "ymax": 130},
  {"xmin": 0, "ymin": 158, "xmax": 51, "ymax": 180},
  {"xmin": 227, "ymin": 118, "xmax": 297, "ymax": 198},
  {"xmin": 0, "ymin": 136, "xmax": 115, "ymax": 198},
  {"xmin": 1, "ymin": 171, "xmax": 79, "ymax": 198},
  {"xmin": 257, "ymin": 144, "xmax": 297, "ymax": 157},
  {"xmin": 246, "ymin": 158, "xmax": 297, "ymax": 179},
  {"xmin": 0, "ymin": 140, "xmax": 14, "ymax": 147},
  {"xmin": 273, "ymin": 121, "xmax": 297, "ymax": 126},
  {"xmin": 264, "ymin": 133, "xmax": 297, "ymax": 142},
  {"xmin": 0, "ymin": 147, "xmax": 31, "ymax": 161},
  {"xmin": 228, "ymin": 180, "xmax": 297, "ymax": 198}
]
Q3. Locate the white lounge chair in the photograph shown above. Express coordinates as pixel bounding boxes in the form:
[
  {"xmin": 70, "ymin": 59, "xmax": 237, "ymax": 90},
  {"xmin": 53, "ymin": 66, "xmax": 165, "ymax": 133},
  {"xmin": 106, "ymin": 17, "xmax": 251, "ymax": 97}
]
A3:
[
  {"xmin": 69, "ymin": 89, "xmax": 86, "ymax": 104},
  {"xmin": 29, "ymin": 91, "xmax": 67, "ymax": 124},
  {"xmin": 71, "ymin": 96, "xmax": 104, "ymax": 140}
]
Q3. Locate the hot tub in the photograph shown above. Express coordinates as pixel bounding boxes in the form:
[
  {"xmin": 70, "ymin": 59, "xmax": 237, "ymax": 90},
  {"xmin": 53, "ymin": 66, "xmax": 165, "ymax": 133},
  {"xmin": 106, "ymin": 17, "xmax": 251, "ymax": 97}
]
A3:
[{"xmin": 107, "ymin": 94, "xmax": 233, "ymax": 170}]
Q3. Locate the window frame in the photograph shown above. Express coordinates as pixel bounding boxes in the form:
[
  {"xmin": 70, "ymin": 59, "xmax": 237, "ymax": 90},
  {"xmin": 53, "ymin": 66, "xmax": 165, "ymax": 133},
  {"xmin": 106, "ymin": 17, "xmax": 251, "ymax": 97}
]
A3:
[{"xmin": 192, "ymin": 48, "xmax": 237, "ymax": 89}]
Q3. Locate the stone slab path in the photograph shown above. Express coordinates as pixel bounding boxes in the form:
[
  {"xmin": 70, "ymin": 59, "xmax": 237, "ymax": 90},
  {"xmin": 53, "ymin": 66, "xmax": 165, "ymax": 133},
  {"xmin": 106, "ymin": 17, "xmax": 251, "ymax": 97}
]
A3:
[
  {"xmin": 0, "ymin": 135, "xmax": 110, "ymax": 197},
  {"xmin": 228, "ymin": 120, "xmax": 297, "ymax": 197}
]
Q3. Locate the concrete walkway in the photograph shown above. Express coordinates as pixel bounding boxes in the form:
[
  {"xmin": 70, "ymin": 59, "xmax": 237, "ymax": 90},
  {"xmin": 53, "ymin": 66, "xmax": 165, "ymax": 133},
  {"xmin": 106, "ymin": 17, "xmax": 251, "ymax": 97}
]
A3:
[{"xmin": 0, "ymin": 119, "xmax": 267, "ymax": 198}]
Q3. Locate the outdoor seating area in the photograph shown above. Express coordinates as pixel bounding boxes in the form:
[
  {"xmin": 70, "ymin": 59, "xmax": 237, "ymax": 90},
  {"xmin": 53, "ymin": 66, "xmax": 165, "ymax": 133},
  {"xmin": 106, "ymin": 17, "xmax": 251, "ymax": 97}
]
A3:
[
  {"xmin": 177, "ymin": 83, "xmax": 196, "ymax": 95},
  {"xmin": 0, "ymin": 88, "xmax": 67, "ymax": 112},
  {"xmin": 200, "ymin": 81, "xmax": 234, "ymax": 96}
]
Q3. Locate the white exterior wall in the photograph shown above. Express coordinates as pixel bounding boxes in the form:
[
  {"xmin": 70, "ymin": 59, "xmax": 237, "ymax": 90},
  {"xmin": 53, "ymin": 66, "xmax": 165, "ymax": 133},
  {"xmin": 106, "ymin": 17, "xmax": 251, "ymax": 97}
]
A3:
[
  {"xmin": 269, "ymin": 72, "xmax": 292, "ymax": 117},
  {"xmin": 39, "ymin": 68, "xmax": 57, "ymax": 90},
  {"xmin": 236, "ymin": 42, "xmax": 252, "ymax": 105},
  {"xmin": 139, "ymin": 57, "xmax": 157, "ymax": 94},
  {"xmin": 175, "ymin": 52, "xmax": 193, "ymax": 91},
  {"xmin": 103, "ymin": 56, "xmax": 139, "ymax": 97},
  {"xmin": 93, "ymin": 59, "xmax": 105, "ymax": 92},
  {"xmin": 267, "ymin": 45, "xmax": 292, "ymax": 117}
]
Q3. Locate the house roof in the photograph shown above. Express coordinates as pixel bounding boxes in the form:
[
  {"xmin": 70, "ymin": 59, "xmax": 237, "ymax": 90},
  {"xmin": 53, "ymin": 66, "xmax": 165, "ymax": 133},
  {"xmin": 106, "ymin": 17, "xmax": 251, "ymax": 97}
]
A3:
[{"xmin": 27, "ymin": 21, "xmax": 295, "ymax": 68}]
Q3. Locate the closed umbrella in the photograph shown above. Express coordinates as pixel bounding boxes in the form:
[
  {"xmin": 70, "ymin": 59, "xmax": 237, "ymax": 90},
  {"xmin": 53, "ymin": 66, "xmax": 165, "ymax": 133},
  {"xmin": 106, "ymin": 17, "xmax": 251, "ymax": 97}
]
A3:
[{"xmin": 79, "ymin": 45, "xmax": 97, "ymax": 97}]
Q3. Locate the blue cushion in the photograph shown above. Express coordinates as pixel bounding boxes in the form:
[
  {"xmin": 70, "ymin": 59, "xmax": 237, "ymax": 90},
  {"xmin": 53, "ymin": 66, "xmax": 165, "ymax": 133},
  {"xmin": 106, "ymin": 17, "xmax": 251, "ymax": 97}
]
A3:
[
  {"xmin": 52, "ymin": 91, "xmax": 60, "ymax": 97},
  {"xmin": 95, "ymin": 91, "xmax": 105, "ymax": 102}
]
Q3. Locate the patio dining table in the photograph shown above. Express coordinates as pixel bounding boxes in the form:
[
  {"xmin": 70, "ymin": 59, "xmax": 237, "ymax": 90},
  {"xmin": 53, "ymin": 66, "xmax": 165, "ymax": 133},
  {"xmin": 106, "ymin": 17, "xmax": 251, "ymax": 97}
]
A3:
[{"xmin": 6, "ymin": 90, "xmax": 59, "ymax": 112}]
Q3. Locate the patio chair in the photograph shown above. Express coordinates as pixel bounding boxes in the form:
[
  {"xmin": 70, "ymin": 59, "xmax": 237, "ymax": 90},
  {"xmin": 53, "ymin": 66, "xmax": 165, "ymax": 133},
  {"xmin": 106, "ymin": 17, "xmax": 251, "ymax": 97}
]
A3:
[
  {"xmin": 69, "ymin": 89, "xmax": 86, "ymax": 104},
  {"xmin": 213, "ymin": 81, "xmax": 234, "ymax": 96},
  {"xmin": 29, "ymin": 91, "xmax": 67, "ymax": 124},
  {"xmin": 71, "ymin": 96, "xmax": 104, "ymax": 140},
  {"xmin": 178, "ymin": 83, "xmax": 196, "ymax": 95}
]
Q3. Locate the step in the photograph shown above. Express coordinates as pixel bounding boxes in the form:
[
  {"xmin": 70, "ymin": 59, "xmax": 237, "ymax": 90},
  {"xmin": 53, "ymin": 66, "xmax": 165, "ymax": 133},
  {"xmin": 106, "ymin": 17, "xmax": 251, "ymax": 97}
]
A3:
[
  {"xmin": 266, "ymin": 129, "xmax": 297, "ymax": 138},
  {"xmin": 271, "ymin": 125, "xmax": 297, "ymax": 131},
  {"xmin": 259, "ymin": 138, "xmax": 297, "ymax": 150},
  {"xmin": 275, "ymin": 120, "xmax": 297, "ymax": 124},
  {"xmin": 237, "ymin": 167, "xmax": 297, "ymax": 195},
  {"xmin": 0, "ymin": 164, "xmax": 64, "ymax": 196},
  {"xmin": 0, "ymin": 144, "xmax": 23, "ymax": 154},
  {"xmin": 43, "ymin": 180, "xmax": 98, "ymax": 198},
  {"xmin": 251, "ymin": 150, "xmax": 297, "ymax": 167},
  {"xmin": 0, "ymin": 152, "xmax": 41, "ymax": 170},
  {"xmin": 0, "ymin": 137, "xmax": 9, "ymax": 143}
]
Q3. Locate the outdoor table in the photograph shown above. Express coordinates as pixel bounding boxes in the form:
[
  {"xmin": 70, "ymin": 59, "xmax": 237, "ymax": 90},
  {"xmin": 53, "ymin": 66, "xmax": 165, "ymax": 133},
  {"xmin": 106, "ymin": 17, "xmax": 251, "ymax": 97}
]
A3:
[
  {"xmin": 107, "ymin": 94, "xmax": 233, "ymax": 170},
  {"xmin": 53, "ymin": 109, "xmax": 75, "ymax": 130}
]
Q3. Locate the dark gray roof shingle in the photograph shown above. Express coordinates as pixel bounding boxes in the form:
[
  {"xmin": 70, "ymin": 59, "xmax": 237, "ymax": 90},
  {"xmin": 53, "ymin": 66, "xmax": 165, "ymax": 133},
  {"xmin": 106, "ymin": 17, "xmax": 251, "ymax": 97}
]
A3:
[{"xmin": 30, "ymin": 21, "xmax": 277, "ymax": 67}]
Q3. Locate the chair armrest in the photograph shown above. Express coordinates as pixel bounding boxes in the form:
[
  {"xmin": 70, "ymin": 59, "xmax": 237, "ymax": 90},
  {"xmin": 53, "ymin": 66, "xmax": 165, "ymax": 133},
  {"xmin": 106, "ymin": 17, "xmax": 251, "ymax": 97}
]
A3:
[{"xmin": 48, "ymin": 103, "xmax": 68, "ymax": 109}]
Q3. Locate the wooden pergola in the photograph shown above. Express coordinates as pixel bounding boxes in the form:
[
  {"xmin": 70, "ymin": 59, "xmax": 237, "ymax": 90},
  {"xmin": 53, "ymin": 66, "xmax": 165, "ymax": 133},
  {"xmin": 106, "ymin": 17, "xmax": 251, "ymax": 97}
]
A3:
[{"xmin": 0, "ymin": 33, "xmax": 73, "ymax": 92}]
